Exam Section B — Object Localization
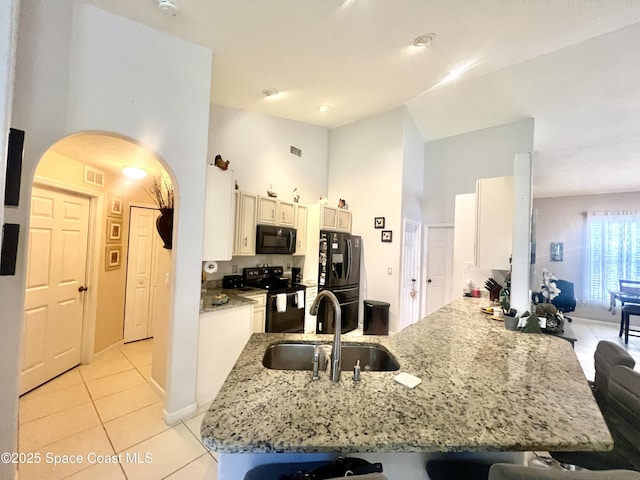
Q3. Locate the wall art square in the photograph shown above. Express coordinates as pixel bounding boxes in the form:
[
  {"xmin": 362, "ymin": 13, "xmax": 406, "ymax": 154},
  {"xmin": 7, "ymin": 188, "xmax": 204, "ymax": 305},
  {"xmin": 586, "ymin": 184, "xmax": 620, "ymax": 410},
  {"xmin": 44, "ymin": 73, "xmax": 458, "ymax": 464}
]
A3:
[
  {"xmin": 108, "ymin": 192, "xmax": 123, "ymax": 217},
  {"xmin": 374, "ymin": 217, "xmax": 385, "ymax": 229},
  {"xmin": 381, "ymin": 230, "xmax": 392, "ymax": 243},
  {"xmin": 105, "ymin": 245, "xmax": 122, "ymax": 271},
  {"xmin": 106, "ymin": 218, "xmax": 122, "ymax": 243},
  {"xmin": 550, "ymin": 242, "xmax": 563, "ymax": 262}
]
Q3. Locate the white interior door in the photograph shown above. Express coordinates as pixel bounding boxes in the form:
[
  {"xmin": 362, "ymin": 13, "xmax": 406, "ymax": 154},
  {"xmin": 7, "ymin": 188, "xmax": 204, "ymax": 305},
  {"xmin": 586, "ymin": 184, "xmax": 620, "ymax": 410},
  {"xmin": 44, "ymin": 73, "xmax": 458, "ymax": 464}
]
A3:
[
  {"xmin": 21, "ymin": 187, "xmax": 90, "ymax": 394},
  {"xmin": 124, "ymin": 207, "xmax": 159, "ymax": 342},
  {"xmin": 425, "ymin": 225, "xmax": 454, "ymax": 315},
  {"xmin": 399, "ymin": 219, "xmax": 422, "ymax": 331}
]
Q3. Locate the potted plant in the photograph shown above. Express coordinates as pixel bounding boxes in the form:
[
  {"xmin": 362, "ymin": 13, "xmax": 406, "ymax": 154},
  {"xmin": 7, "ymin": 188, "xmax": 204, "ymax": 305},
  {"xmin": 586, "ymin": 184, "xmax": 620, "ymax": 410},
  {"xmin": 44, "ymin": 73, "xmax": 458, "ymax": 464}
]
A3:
[{"xmin": 146, "ymin": 175, "xmax": 174, "ymax": 249}]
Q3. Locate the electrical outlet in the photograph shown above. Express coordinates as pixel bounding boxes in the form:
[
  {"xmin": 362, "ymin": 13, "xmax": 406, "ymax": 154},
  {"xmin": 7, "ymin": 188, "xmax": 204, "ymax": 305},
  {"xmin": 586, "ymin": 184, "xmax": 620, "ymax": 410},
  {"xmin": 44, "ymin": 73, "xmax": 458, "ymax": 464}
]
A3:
[
  {"xmin": 232, "ymin": 265, "xmax": 238, "ymax": 274},
  {"xmin": 286, "ymin": 262, "xmax": 291, "ymax": 270}
]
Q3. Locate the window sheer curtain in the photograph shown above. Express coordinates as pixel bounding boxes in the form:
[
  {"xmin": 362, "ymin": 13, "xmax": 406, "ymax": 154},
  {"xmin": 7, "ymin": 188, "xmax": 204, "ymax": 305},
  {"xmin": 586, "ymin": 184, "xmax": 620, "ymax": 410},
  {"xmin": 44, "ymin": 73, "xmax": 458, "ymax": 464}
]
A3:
[{"xmin": 585, "ymin": 210, "xmax": 640, "ymax": 304}]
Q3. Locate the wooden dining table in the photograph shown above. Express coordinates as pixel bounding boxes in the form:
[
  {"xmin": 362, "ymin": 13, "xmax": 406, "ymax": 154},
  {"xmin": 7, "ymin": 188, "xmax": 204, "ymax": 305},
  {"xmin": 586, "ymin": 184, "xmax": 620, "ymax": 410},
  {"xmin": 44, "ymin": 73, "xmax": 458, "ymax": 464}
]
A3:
[{"xmin": 608, "ymin": 289, "xmax": 640, "ymax": 314}]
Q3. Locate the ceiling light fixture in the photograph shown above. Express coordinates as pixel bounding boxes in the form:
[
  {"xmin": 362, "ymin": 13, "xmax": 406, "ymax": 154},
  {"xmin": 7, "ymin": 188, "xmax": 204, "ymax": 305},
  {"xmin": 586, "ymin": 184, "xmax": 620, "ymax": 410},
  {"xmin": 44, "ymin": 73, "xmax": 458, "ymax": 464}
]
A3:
[
  {"xmin": 413, "ymin": 33, "xmax": 436, "ymax": 47},
  {"xmin": 122, "ymin": 166, "xmax": 148, "ymax": 179},
  {"xmin": 158, "ymin": 0, "xmax": 179, "ymax": 16},
  {"xmin": 262, "ymin": 88, "xmax": 280, "ymax": 98},
  {"xmin": 317, "ymin": 104, "xmax": 330, "ymax": 113}
]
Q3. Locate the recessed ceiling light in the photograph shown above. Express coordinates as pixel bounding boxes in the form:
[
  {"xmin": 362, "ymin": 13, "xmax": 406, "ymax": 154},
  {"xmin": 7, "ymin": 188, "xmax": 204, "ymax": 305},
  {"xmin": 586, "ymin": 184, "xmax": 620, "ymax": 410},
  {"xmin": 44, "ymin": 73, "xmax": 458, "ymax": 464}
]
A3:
[
  {"xmin": 413, "ymin": 33, "xmax": 436, "ymax": 47},
  {"xmin": 157, "ymin": 0, "xmax": 179, "ymax": 16},
  {"xmin": 262, "ymin": 88, "xmax": 280, "ymax": 98},
  {"xmin": 317, "ymin": 104, "xmax": 330, "ymax": 112},
  {"xmin": 122, "ymin": 166, "xmax": 148, "ymax": 179}
]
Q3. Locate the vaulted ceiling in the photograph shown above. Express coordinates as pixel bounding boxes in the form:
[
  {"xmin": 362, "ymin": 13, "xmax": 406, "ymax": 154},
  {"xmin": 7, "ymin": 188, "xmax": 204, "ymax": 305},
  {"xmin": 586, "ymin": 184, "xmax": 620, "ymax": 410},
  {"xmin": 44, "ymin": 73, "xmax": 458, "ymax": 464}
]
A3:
[{"xmin": 72, "ymin": 0, "xmax": 640, "ymax": 197}]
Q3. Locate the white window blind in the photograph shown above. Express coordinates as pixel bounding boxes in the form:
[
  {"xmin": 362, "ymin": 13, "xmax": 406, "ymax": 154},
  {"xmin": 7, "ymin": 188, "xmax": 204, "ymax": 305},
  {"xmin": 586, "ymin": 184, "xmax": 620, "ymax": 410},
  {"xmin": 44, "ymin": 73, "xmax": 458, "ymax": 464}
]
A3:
[{"xmin": 586, "ymin": 210, "xmax": 640, "ymax": 303}]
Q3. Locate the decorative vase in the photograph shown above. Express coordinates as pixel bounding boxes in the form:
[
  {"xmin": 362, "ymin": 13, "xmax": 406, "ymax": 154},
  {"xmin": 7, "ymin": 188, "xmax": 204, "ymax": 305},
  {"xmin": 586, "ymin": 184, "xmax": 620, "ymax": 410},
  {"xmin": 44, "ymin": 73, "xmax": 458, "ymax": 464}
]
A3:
[{"xmin": 156, "ymin": 208, "xmax": 174, "ymax": 249}]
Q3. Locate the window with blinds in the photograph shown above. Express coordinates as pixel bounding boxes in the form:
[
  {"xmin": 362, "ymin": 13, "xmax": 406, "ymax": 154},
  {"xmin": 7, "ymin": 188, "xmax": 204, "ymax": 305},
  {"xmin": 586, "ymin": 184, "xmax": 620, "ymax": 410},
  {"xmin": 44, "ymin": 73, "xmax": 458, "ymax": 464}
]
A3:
[{"xmin": 587, "ymin": 211, "xmax": 640, "ymax": 303}]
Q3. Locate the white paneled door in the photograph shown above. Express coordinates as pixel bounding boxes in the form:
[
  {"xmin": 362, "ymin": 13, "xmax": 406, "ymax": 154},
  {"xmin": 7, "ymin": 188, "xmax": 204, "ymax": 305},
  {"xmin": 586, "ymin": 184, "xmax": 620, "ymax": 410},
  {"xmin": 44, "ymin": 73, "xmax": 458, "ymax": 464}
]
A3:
[
  {"xmin": 21, "ymin": 187, "xmax": 90, "ymax": 394},
  {"xmin": 124, "ymin": 207, "xmax": 159, "ymax": 343},
  {"xmin": 425, "ymin": 225, "xmax": 454, "ymax": 315},
  {"xmin": 399, "ymin": 219, "xmax": 422, "ymax": 331}
]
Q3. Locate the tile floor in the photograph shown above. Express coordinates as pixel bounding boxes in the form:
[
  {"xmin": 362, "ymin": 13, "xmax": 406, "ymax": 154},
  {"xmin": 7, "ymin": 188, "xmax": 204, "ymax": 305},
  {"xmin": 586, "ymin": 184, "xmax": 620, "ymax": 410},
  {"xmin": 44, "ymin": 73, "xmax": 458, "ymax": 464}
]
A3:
[
  {"xmin": 17, "ymin": 339, "xmax": 217, "ymax": 480},
  {"xmin": 17, "ymin": 317, "xmax": 640, "ymax": 480}
]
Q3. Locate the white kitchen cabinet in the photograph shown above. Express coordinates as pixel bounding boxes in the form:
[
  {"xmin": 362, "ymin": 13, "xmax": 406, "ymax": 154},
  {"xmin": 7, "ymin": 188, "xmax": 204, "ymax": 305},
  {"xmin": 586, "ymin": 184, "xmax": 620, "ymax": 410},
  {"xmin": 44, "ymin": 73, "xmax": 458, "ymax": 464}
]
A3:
[
  {"xmin": 196, "ymin": 305, "xmax": 252, "ymax": 406},
  {"xmin": 203, "ymin": 166, "xmax": 235, "ymax": 261},
  {"xmin": 293, "ymin": 204, "xmax": 307, "ymax": 256},
  {"xmin": 236, "ymin": 291, "xmax": 266, "ymax": 333},
  {"xmin": 304, "ymin": 286, "xmax": 318, "ymax": 333},
  {"xmin": 235, "ymin": 192, "xmax": 258, "ymax": 256},
  {"xmin": 319, "ymin": 205, "xmax": 351, "ymax": 232},
  {"xmin": 257, "ymin": 196, "xmax": 295, "ymax": 227},
  {"xmin": 475, "ymin": 176, "xmax": 514, "ymax": 271}
]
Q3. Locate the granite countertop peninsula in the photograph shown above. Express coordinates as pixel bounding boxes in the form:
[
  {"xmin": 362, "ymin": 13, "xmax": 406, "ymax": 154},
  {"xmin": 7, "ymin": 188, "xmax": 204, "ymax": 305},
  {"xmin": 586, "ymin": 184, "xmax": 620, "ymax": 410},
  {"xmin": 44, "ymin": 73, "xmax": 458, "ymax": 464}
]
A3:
[
  {"xmin": 201, "ymin": 297, "xmax": 613, "ymax": 454},
  {"xmin": 199, "ymin": 287, "xmax": 264, "ymax": 313}
]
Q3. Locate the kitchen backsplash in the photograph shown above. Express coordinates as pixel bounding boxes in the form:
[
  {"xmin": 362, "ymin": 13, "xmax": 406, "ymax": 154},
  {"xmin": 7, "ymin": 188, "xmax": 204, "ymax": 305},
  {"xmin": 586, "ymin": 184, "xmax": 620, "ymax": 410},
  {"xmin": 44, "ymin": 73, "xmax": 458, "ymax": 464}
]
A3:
[{"xmin": 204, "ymin": 255, "xmax": 305, "ymax": 281}]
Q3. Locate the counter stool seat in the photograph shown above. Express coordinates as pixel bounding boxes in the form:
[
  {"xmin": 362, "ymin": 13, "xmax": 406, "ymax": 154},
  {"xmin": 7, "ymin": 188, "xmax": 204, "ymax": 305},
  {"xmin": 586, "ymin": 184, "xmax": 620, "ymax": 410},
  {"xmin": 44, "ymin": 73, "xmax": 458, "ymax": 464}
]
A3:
[{"xmin": 621, "ymin": 304, "xmax": 640, "ymax": 344}]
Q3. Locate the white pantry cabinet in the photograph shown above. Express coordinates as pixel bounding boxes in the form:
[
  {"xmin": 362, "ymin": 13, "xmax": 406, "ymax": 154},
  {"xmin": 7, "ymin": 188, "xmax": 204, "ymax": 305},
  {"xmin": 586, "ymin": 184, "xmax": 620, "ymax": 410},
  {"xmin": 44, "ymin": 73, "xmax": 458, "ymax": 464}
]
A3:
[
  {"xmin": 196, "ymin": 305, "xmax": 252, "ymax": 406},
  {"xmin": 234, "ymin": 192, "xmax": 258, "ymax": 256},
  {"xmin": 475, "ymin": 176, "xmax": 514, "ymax": 271},
  {"xmin": 203, "ymin": 166, "xmax": 235, "ymax": 261},
  {"xmin": 257, "ymin": 196, "xmax": 295, "ymax": 227}
]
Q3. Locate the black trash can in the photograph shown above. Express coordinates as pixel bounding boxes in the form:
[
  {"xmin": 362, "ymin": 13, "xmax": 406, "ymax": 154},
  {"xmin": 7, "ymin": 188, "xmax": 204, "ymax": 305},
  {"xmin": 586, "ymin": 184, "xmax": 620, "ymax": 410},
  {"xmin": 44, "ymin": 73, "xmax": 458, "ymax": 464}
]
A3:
[{"xmin": 363, "ymin": 300, "xmax": 390, "ymax": 335}]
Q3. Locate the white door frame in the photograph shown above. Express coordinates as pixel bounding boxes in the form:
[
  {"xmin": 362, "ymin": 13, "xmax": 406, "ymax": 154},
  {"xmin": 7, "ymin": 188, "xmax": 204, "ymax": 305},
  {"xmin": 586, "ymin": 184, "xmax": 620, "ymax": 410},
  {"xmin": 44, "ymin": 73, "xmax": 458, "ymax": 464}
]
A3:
[
  {"xmin": 421, "ymin": 223, "xmax": 454, "ymax": 318},
  {"xmin": 399, "ymin": 218, "xmax": 422, "ymax": 330},
  {"xmin": 31, "ymin": 176, "xmax": 101, "ymax": 365}
]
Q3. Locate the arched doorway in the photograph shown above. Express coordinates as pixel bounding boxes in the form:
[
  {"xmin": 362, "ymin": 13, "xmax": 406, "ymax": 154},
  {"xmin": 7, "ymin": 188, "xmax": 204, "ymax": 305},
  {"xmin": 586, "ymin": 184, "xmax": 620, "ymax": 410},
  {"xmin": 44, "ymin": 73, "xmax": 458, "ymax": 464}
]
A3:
[{"xmin": 20, "ymin": 131, "xmax": 175, "ymax": 396}]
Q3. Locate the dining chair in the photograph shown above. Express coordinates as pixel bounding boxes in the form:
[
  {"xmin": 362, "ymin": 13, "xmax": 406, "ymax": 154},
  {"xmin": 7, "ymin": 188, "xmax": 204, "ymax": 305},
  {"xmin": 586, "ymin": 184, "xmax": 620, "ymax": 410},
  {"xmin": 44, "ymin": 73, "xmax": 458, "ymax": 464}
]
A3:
[
  {"xmin": 617, "ymin": 280, "xmax": 640, "ymax": 337},
  {"xmin": 621, "ymin": 304, "xmax": 640, "ymax": 344}
]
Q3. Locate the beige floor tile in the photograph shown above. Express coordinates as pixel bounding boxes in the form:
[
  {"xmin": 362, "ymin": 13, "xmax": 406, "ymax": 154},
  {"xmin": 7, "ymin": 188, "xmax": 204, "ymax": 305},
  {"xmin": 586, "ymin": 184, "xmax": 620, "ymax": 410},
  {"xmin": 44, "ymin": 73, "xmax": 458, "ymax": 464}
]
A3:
[
  {"xmin": 164, "ymin": 453, "xmax": 218, "ymax": 480},
  {"xmin": 86, "ymin": 368, "xmax": 146, "ymax": 400},
  {"xmin": 120, "ymin": 424, "xmax": 206, "ymax": 480},
  {"xmin": 94, "ymin": 383, "xmax": 161, "ymax": 423},
  {"xmin": 120, "ymin": 339, "xmax": 154, "ymax": 356},
  {"xmin": 104, "ymin": 402, "xmax": 170, "ymax": 452},
  {"xmin": 19, "ymin": 383, "xmax": 91, "ymax": 424},
  {"xmin": 80, "ymin": 352, "xmax": 135, "ymax": 382},
  {"xmin": 18, "ymin": 426, "xmax": 113, "ymax": 480},
  {"xmin": 137, "ymin": 363, "xmax": 152, "ymax": 380},
  {"xmin": 19, "ymin": 403, "xmax": 101, "ymax": 453},
  {"xmin": 21, "ymin": 367, "xmax": 84, "ymax": 399},
  {"xmin": 67, "ymin": 460, "xmax": 127, "ymax": 480},
  {"xmin": 183, "ymin": 412, "xmax": 206, "ymax": 441},
  {"xmin": 122, "ymin": 349, "xmax": 153, "ymax": 369}
]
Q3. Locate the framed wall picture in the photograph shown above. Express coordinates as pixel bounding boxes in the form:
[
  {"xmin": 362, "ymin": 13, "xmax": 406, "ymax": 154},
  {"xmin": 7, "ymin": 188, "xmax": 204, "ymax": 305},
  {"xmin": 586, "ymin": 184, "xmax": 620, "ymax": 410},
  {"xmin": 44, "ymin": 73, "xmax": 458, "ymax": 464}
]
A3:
[
  {"xmin": 374, "ymin": 217, "xmax": 385, "ymax": 229},
  {"xmin": 106, "ymin": 218, "xmax": 122, "ymax": 243},
  {"xmin": 550, "ymin": 242, "xmax": 563, "ymax": 262},
  {"xmin": 381, "ymin": 230, "xmax": 392, "ymax": 242},
  {"xmin": 105, "ymin": 245, "xmax": 122, "ymax": 271},
  {"xmin": 108, "ymin": 192, "xmax": 123, "ymax": 217}
]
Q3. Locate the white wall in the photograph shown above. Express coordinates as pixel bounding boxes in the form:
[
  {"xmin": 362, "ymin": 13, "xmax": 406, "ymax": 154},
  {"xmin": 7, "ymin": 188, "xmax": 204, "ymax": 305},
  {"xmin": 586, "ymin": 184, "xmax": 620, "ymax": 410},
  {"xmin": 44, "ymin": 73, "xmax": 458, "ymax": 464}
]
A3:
[
  {"xmin": 401, "ymin": 110, "xmax": 425, "ymax": 223},
  {"xmin": 7, "ymin": 0, "xmax": 212, "ymax": 436},
  {"xmin": 0, "ymin": 0, "xmax": 20, "ymax": 477},
  {"xmin": 533, "ymin": 190, "xmax": 640, "ymax": 322},
  {"xmin": 328, "ymin": 107, "xmax": 405, "ymax": 332},
  {"xmin": 423, "ymin": 118, "xmax": 534, "ymax": 224},
  {"xmin": 210, "ymin": 105, "xmax": 329, "ymax": 204}
]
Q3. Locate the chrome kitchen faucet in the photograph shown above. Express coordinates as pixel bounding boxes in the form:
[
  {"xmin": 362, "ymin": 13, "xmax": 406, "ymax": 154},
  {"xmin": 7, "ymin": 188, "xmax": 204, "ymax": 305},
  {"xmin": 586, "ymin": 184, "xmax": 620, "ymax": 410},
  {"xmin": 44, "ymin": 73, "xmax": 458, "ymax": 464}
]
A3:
[{"xmin": 309, "ymin": 290, "xmax": 342, "ymax": 382}]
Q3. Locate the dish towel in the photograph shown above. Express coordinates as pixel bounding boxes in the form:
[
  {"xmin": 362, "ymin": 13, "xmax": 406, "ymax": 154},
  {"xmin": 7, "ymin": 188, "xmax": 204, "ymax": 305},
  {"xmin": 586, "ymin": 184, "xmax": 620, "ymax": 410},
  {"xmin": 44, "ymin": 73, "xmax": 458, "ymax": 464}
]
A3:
[
  {"xmin": 296, "ymin": 290, "xmax": 305, "ymax": 309},
  {"xmin": 276, "ymin": 293, "xmax": 287, "ymax": 313}
]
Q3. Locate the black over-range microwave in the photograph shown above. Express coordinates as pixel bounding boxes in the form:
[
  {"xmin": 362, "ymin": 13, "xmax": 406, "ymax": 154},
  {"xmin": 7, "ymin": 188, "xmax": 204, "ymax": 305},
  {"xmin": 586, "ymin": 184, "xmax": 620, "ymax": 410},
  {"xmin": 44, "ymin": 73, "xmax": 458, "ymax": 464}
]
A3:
[{"xmin": 255, "ymin": 225, "xmax": 297, "ymax": 255}]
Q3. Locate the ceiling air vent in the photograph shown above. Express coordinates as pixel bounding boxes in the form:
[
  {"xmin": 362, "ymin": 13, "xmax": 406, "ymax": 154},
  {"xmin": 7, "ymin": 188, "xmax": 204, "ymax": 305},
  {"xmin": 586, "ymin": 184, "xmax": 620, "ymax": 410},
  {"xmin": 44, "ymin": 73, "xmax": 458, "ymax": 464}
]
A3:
[
  {"xmin": 290, "ymin": 145, "xmax": 302, "ymax": 158},
  {"xmin": 84, "ymin": 166, "xmax": 104, "ymax": 187}
]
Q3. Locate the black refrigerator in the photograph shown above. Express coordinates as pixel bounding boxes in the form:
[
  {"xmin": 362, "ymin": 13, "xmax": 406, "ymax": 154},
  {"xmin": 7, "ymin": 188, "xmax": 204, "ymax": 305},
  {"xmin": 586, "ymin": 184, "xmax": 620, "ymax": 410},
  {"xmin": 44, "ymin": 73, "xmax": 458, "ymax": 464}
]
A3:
[{"xmin": 316, "ymin": 231, "xmax": 361, "ymax": 334}]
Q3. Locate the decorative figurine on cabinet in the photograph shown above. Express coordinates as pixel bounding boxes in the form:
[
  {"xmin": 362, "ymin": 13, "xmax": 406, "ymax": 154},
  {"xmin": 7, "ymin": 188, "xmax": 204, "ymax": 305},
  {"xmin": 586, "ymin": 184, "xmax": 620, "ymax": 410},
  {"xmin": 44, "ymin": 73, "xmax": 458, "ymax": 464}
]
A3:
[
  {"xmin": 213, "ymin": 154, "xmax": 229, "ymax": 170},
  {"xmin": 292, "ymin": 188, "xmax": 300, "ymax": 203},
  {"xmin": 267, "ymin": 184, "xmax": 277, "ymax": 198}
]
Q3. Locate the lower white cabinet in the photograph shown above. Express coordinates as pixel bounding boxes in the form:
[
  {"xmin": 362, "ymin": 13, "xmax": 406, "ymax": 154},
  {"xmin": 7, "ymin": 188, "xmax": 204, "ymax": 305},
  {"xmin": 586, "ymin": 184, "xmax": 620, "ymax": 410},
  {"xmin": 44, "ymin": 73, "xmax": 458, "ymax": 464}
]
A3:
[
  {"xmin": 236, "ymin": 291, "xmax": 266, "ymax": 333},
  {"xmin": 304, "ymin": 286, "xmax": 318, "ymax": 333},
  {"xmin": 196, "ymin": 306, "xmax": 252, "ymax": 406}
]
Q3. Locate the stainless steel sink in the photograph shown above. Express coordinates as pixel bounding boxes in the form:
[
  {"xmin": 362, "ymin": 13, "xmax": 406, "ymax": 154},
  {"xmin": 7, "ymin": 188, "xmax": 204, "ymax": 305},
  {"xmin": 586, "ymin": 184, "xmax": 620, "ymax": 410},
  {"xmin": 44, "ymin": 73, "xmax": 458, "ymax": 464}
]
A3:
[{"xmin": 262, "ymin": 342, "xmax": 400, "ymax": 371}]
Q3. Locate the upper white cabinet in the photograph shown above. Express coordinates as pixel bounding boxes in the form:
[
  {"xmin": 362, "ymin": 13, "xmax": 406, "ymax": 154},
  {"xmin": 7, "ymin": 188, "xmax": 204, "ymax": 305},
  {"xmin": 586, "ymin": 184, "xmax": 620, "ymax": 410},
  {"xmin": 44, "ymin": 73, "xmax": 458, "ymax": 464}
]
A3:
[
  {"xmin": 293, "ymin": 204, "xmax": 307, "ymax": 256},
  {"xmin": 203, "ymin": 166, "xmax": 235, "ymax": 261},
  {"xmin": 475, "ymin": 176, "xmax": 514, "ymax": 271},
  {"xmin": 257, "ymin": 196, "xmax": 295, "ymax": 226},
  {"xmin": 319, "ymin": 205, "xmax": 351, "ymax": 232},
  {"xmin": 234, "ymin": 192, "xmax": 258, "ymax": 256}
]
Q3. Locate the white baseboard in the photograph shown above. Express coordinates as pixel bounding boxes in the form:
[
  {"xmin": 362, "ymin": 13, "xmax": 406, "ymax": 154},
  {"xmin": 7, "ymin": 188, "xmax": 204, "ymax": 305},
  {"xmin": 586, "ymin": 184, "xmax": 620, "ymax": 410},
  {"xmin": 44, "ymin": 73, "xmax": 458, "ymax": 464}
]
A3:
[
  {"xmin": 149, "ymin": 376, "xmax": 165, "ymax": 400},
  {"xmin": 163, "ymin": 402, "xmax": 197, "ymax": 425}
]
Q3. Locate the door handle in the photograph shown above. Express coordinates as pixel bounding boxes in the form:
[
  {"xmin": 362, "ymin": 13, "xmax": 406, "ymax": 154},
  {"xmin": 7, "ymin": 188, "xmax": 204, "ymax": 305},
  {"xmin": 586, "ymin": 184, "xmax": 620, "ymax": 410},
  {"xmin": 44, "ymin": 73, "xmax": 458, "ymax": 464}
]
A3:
[
  {"xmin": 78, "ymin": 285, "xmax": 88, "ymax": 292},
  {"xmin": 427, "ymin": 279, "xmax": 432, "ymax": 283}
]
